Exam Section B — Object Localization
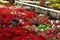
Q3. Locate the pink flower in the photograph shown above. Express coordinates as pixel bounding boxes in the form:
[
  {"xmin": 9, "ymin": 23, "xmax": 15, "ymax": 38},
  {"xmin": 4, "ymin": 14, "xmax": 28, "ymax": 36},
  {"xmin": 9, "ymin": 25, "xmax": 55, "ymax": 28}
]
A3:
[
  {"xmin": 56, "ymin": 25, "xmax": 60, "ymax": 28},
  {"xmin": 34, "ymin": 27, "xmax": 38, "ymax": 32},
  {"xmin": 57, "ymin": 32, "xmax": 60, "ymax": 39},
  {"xmin": 41, "ymin": 32, "xmax": 46, "ymax": 37},
  {"xmin": 49, "ymin": 28, "xmax": 55, "ymax": 33}
]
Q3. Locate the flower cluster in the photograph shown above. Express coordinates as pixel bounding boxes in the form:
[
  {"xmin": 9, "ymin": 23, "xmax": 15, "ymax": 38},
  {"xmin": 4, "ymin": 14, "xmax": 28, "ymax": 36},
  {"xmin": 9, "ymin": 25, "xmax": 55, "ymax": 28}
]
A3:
[
  {"xmin": 41, "ymin": 24, "xmax": 60, "ymax": 40},
  {"xmin": 0, "ymin": 26, "xmax": 44, "ymax": 40},
  {"xmin": 0, "ymin": 8, "xmax": 38, "ymax": 26},
  {"xmin": 0, "ymin": 8, "xmax": 45, "ymax": 40},
  {"xmin": 0, "ymin": 8, "xmax": 51, "ymax": 26}
]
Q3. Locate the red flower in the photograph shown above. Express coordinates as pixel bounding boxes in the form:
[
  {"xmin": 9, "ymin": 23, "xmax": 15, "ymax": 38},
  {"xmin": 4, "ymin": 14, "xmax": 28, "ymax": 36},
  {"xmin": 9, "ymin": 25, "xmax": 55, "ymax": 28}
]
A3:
[
  {"xmin": 37, "ymin": 35, "xmax": 44, "ymax": 40},
  {"xmin": 49, "ymin": 33, "xmax": 54, "ymax": 38},
  {"xmin": 6, "ymin": 4, "xmax": 12, "ymax": 7},
  {"xmin": 0, "ymin": 8, "xmax": 46, "ymax": 40}
]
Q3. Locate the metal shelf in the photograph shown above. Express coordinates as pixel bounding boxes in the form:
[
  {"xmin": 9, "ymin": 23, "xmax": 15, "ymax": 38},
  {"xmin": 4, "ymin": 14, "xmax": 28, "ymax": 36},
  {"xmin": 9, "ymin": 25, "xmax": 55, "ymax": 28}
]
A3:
[{"xmin": 15, "ymin": 1, "xmax": 60, "ymax": 13}]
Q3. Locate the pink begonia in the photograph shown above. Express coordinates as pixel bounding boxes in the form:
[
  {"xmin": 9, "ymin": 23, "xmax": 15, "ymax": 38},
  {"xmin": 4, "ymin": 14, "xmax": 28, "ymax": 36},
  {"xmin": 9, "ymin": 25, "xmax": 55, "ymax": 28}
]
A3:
[
  {"xmin": 56, "ymin": 25, "xmax": 60, "ymax": 28},
  {"xmin": 34, "ymin": 27, "xmax": 39, "ymax": 32},
  {"xmin": 41, "ymin": 32, "xmax": 46, "ymax": 37},
  {"xmin": 49, "ymin": 28, "xmax": 55, "ymax": 33},
  {"xmin": 57, "ymin": 32, "xmax": 60, "ymax": 39}
]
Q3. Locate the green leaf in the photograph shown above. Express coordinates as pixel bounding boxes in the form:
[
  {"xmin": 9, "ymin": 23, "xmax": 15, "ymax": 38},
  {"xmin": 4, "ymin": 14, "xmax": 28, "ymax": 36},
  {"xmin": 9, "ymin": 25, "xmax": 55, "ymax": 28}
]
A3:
[
  {"xmin": 12, "ymin": 22, "xmax": 17, "ymax": 26},
  {"xmin": 41, "ymin": 25, "xmax": 47, "ymax": 28},
  {"xmin": 24, "ymin": 25, "xmax": 30, "ymax": 29}
]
